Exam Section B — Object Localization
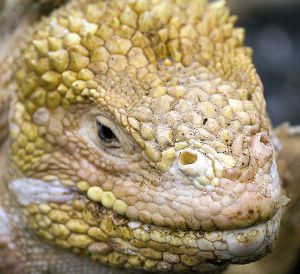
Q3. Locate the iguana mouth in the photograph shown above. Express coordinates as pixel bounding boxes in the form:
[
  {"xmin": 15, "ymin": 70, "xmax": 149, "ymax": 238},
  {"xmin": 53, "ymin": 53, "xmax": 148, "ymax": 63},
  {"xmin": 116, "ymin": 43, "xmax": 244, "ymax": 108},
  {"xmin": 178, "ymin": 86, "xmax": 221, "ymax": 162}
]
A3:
[{"xmin": 9, "ymin": 177, "xmax": 280, "ymax": 272}]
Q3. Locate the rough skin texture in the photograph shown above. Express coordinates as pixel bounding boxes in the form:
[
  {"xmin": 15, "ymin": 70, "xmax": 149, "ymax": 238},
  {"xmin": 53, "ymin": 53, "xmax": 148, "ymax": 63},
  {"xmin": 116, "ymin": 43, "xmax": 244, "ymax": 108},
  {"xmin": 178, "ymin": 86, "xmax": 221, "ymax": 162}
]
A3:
[
  {"xmin": 0, "ymin": 0, "xmax": 286, "ymax": 273},
  {"xmin": 226, "ymin": 126, "xmax": 300, "ymax": 274}
]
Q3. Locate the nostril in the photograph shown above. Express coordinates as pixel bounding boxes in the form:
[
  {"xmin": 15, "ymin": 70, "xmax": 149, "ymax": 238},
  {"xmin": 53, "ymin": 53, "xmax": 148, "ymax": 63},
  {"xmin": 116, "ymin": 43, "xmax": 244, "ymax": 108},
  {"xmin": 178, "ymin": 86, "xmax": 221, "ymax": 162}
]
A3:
[
  {"xmin": 179, "ymin": 151, "xmax": 198, "ymax": 165},
  {"xmin": 259, "ymin": 133, "xmax": 271, "ymax": 148},
  {"xmin": 250, "ymin": 133, "xmax": 274, "ymax": 167}
]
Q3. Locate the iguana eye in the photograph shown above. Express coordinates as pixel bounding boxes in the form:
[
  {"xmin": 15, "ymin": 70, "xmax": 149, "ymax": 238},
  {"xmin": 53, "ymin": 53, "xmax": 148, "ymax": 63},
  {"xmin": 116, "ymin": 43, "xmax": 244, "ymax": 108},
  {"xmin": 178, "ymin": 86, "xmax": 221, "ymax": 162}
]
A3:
[
  {"xmin": 79, "ymin": 112, "xmax": 135, "ymax": 156},
  {"xmin": 97, "ymin": 122, "xmax": 117, "ymax": 143},
  {"xmin": 95, "ymin": 116, "xmax": 120, "ymax": 148}
]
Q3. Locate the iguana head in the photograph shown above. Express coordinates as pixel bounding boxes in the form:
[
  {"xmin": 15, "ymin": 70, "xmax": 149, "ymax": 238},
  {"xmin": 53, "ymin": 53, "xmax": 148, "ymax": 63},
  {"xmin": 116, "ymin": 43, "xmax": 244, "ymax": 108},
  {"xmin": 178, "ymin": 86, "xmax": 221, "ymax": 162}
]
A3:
[{"xmin": 7, "ymin": 0, "xmax": 281, "ymax": 272}]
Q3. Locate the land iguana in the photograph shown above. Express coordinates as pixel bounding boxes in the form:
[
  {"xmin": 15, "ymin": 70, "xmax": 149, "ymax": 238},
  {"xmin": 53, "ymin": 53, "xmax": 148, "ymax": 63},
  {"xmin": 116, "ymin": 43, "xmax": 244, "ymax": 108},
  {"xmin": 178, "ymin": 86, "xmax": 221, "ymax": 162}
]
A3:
[{"xmin": 0, "ymin": 0, "xmax": 298, "ymax": 273}]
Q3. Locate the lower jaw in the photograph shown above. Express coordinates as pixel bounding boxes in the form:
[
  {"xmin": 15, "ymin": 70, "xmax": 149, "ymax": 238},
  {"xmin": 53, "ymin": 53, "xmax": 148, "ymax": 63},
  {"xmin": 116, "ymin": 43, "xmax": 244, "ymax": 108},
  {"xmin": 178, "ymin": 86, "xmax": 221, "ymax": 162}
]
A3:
[
  {"xmin": 198, "ymin": 209, "xmax": 280, "ymax": 264},
  {"xmin": 9, "ymin": 177, "xmax": 280, "ymax": 272},
  {"xmin": 127, "ymin": 209, "xmax": 280, "ymax": 268}
]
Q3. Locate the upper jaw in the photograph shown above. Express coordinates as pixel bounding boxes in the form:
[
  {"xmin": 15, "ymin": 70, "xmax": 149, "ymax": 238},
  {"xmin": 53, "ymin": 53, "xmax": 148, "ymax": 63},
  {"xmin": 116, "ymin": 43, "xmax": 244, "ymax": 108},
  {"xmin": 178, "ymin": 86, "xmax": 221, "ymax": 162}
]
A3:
[
  {"xmin": 9, "ymin": 150, "xmax": 282, "ymax": 233},
  {"xmin": 158, "ymin": 132, "xmax": 282, "ymax": 231},
  {"xmin": 159, "ymin": 157, "xmax": 281, "ymax": 231}
]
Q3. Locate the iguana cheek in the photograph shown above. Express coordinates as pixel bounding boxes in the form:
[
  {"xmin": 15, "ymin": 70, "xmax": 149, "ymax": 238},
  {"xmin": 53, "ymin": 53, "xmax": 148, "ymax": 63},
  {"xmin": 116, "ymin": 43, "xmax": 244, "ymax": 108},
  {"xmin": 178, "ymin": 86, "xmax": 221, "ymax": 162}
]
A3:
[{"xmin": 8, "ymin": 178, "xmax": 76, "ymax": 206}]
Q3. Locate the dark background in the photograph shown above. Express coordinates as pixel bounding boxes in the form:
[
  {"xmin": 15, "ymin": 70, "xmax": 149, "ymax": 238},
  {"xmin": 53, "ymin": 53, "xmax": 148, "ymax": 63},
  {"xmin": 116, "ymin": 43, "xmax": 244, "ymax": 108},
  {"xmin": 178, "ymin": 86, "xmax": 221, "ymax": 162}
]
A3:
[{"xmin": 229, "ymin": 1, "xmax": 300, "ymax": 126}]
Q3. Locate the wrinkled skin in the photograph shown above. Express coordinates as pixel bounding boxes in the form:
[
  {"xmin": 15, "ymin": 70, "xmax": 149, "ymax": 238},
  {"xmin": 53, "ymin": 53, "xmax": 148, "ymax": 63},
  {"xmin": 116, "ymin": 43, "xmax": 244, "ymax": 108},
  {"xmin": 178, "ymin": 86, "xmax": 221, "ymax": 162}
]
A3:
[
  {"xmin": 0, "ymin": 1, "xmax": 297, "ymax": 274},
  {"xmin": 226, "ymin": 125, "xmax": 300, "ymax": 274}
]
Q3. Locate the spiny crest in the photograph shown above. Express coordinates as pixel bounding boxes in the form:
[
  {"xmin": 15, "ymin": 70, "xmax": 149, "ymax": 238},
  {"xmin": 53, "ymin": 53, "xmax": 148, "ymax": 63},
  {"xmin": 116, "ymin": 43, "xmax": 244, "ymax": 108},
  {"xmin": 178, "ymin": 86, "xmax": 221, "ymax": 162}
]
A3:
[{"xmin": 14, "ymin": 0, "xmax": 254, "ymax": 110}]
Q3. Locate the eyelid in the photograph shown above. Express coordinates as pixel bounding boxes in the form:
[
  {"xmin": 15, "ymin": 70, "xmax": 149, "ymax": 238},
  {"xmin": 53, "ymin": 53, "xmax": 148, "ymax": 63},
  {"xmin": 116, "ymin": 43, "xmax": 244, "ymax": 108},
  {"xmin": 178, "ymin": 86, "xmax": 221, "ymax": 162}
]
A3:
[{"xmin": 96, "ymin": 116, "xmax": 115, "ymax": 129}]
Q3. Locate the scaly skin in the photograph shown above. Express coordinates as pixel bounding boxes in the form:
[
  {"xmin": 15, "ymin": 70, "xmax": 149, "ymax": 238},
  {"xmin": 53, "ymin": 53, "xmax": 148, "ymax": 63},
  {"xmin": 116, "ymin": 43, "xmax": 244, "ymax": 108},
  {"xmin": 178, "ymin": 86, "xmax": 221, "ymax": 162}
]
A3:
[
  {"xmin": 0, "ymin": 0, "xmax": 285, "ymax": 273},
  {"xmin": 226, "ymin": 125, "xmax": 300, "ymax": 274}
]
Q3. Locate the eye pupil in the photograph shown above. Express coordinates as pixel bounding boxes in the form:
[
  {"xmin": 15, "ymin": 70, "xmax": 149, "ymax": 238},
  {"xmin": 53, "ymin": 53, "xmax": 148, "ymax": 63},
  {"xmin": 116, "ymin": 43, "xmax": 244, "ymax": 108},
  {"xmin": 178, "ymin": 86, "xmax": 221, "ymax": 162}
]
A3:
[{"xmin": 97, "ymin": 122, "xmax": 117, "ymax": 142}]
